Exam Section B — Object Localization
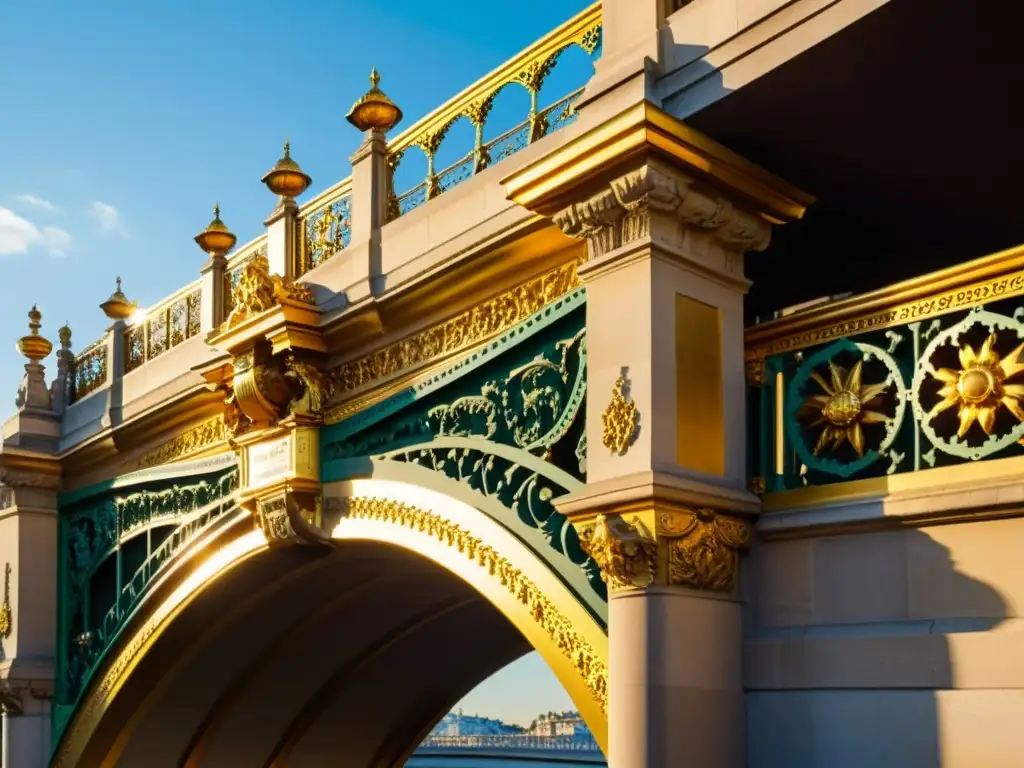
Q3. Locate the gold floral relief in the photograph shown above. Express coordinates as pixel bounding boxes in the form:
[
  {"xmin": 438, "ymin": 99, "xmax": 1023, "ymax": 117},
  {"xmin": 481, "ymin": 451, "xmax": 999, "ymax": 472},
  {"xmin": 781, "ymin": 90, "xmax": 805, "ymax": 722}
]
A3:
[
  {"xmin": 343, "ymin": 496, "xmax": 608, "ymax": 714},
  {"xmin": 329, "ymin": 258, "xmax": 583, "ymax": 399},
  {"xmin": 130, "ymin": 417, "xmax": 229, "ymax": 471},
  {"xmin": 601, "ymin": 374, "xmax": 639, "ymax": 456},
  {"xmin": 658, "ymin": 508, "xmax": 750, "ymax": 592}
]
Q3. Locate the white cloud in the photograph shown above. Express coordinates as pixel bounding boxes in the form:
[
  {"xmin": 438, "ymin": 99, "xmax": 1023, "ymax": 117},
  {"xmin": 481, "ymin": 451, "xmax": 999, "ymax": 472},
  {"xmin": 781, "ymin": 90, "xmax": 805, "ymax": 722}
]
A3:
[
  {"xmin": 88, "ymin": 201, "xmax": 123, "ymax": 234},
  {"xmin": 0, "ymin": 206, "xmax": 72, "ymax": 257},
  {"xmin": 15, "ymin": 194, "xmax": 57, "ymax": 212}
]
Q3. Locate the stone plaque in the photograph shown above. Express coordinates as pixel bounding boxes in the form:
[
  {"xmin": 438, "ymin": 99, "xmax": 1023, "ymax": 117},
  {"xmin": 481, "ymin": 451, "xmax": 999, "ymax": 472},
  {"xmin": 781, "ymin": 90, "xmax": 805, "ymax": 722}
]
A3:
[{"xmin": 247, "ymin": 435, "xmax": 292, "ymax": 489}]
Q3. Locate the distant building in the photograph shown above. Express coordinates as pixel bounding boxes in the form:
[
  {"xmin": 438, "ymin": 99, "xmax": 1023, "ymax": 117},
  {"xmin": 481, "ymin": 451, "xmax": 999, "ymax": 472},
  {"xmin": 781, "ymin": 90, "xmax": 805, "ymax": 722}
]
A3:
[
  {"xmin": 527, "ymin": 711, "xmax": 590, "ymax": 738},
  {"xmin": 429, "ymin": 710, "xmax": 525, "ymax": 737}
]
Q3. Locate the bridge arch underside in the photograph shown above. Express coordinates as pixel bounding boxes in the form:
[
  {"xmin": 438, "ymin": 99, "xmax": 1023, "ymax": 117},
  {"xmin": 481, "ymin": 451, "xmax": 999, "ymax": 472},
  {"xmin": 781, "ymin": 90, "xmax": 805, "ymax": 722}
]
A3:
[{"xmin": 59, "ymin": 494, "xmax": 608, "ymax": 768}]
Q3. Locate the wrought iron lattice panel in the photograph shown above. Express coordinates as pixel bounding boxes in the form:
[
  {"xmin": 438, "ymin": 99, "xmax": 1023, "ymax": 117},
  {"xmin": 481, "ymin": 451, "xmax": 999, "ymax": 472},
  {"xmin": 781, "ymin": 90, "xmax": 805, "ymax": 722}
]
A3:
[
  {"xmin": 68, "ymin": 339, "xmax": 108, "ymax": 404},
  {"xmin": 298, "ymin": 194, "xmax": 352, "ymax": 277},
  {"xmin": 750, "ymin": 291, "xmax": 1024, "ymax": 491},
  {"xmin": 124, "ymin": 287, "xmax": 202, "ymax": 374},
  {"xmin": 55, "ymin": 467, "xmax": 239, "ymax": 731}
]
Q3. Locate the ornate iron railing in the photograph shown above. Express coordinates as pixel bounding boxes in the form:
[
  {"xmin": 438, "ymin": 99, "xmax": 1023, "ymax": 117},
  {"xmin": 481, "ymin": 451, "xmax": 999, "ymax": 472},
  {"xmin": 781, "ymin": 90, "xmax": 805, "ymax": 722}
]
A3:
[
  {"xmin": 68, "ymin": 336, "xmax": 109, "ymax": 404},
  {"xmin": 124, "ymin": 283, "xmax": 202, "ymax": 374},
  {"xmin": 57, "ymin": 466, "xmax": 239, "ymax": 713},
  {"xmin": 296, "ymin": 177, "xmax": 353, "ymax": 279},
  {"xmin": 745, "ymin": 245, "xmax": 1024, "ymax": 493},
  {"xmin": 223, "ymin": 235, "xmax": 268, "ymax": 315},
  {"xmin": 386, "ymin": 4, "xmax": 601, "ymax": 221}
]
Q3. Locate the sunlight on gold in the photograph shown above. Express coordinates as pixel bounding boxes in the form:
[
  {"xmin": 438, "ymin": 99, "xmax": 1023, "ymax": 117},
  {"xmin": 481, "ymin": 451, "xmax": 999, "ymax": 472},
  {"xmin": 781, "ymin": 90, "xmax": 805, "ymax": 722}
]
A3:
[
  {"xmin": 929, "ymin": 333, "xmax": 1024, "ymax": 438},
  {"xmin": 801, "ymin": 359, "xmax": 888, "ymax": 457}
]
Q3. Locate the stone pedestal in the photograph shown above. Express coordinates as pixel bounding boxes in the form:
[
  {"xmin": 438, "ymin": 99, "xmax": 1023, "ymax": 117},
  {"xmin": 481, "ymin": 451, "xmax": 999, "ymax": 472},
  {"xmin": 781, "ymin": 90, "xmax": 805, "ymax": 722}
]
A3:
[
  {"xmin": 504, "ymin": 101, "xmax": 812, "ymax": 767},
  {"xmin": 577, "ymin": 0, "xmax": 669, "ymax": 123}
]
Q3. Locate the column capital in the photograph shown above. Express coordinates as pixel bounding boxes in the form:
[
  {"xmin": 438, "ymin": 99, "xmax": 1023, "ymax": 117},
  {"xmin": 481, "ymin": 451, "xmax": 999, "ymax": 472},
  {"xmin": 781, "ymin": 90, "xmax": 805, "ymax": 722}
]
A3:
[
  {"xmin": 553, "ymin": 161, "xmax": 772, "ymax": 266},
  {"xmin": 572, "ymin": 502, "xmax": 752, "ymax": 594},
  {"xmin": 502, "ymin": 102, "xmax": 813, "ymax": 269},
  {"xmin": 556, "ymin": 473, "xmax": 758, "ymax": 593}
]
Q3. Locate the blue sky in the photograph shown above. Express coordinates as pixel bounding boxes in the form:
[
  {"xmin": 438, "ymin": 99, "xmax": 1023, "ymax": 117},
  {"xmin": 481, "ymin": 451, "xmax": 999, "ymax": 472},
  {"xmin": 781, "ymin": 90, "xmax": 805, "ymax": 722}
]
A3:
[{"xmin": 1, "ymin": 0, "xmax": 592, "ymax": 727}]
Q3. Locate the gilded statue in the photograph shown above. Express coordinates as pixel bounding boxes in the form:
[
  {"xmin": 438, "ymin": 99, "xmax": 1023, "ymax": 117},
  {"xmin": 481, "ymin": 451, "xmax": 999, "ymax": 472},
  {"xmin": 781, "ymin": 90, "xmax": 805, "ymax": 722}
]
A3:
[{"xmin": 225, "ymin": 255, "xmax": 316, "ymax": 329}]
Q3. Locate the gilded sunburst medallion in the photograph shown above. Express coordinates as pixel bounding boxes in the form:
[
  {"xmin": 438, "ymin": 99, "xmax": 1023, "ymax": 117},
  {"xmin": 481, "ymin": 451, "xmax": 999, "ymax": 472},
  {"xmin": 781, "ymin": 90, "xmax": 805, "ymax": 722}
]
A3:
[
  {"xmin": 801, "ymin": 359, "xmax": 889, "ymax": 457},
  {"xmin": 928, "ymin": 333, "xmax": 1024, "ymax": 437}
]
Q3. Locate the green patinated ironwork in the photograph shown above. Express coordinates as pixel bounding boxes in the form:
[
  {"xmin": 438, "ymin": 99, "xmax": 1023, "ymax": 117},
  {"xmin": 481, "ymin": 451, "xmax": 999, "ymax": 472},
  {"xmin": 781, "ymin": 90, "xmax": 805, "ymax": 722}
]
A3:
[
  {"xmin": 753, "ymin": 298, "xmax": 1024, "ymax": 491},
  {"xmin": 53, "ymin": 458, "xmax": 239, "ymax": 744},
  {"xmin": 323, "ymin": 294, "xmax": 603, "ymax": 602}
]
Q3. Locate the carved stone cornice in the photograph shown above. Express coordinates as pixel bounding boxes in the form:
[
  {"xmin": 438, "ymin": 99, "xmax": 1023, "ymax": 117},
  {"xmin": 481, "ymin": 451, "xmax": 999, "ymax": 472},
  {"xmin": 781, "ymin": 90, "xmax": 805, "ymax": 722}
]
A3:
[
  {"xmin": 552, "ymin": 162, "xmax": 772, "ymax": 262},
  {"xmin": 574, "ymin": 505, "xmax": 751, "ymax": 593}
]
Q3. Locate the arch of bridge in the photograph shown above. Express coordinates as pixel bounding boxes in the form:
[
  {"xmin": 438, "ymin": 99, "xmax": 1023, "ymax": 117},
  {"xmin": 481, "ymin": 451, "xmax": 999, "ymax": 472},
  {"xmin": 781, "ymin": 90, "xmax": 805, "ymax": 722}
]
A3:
[{"xmin": 50, "ymin": 290, "xmax": 606, "ymax": 767}]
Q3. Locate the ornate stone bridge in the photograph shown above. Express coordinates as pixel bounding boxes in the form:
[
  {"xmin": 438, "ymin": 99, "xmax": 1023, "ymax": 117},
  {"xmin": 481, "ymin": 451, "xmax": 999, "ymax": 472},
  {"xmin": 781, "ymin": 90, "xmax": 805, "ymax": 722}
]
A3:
[{"xmin": 0, "ymin": 0, "xmax": 1021, "ymax": 767}]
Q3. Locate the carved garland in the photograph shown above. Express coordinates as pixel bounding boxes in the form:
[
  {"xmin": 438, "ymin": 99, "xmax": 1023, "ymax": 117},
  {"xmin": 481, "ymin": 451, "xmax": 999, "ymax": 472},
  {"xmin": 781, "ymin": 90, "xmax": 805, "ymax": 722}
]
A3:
[{"xmin": 342, "ymin": 497, "xmax": 608, "ymax": 714}]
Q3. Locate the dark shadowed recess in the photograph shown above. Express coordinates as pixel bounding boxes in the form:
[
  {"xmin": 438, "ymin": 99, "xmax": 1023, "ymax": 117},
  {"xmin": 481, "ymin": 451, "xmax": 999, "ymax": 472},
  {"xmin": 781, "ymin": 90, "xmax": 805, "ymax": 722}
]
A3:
[{"xmin": 685, "ymin": 0, "xmax": 1024, "ymax": 322}]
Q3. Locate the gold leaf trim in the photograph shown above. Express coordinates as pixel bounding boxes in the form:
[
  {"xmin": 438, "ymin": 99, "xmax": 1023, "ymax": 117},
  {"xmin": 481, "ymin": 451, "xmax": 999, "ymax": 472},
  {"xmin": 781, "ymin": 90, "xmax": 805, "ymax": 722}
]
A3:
[
  {"xmin": 130, "ymin": 417, "xmax": 229, "ymax": 471},
  {"xmin": 344, "ymin": 497, "xmax": 608, "ymax": 713},
  {"xmin": 328, "ymin": 257, "xmax": 583, "ymax": 403}
]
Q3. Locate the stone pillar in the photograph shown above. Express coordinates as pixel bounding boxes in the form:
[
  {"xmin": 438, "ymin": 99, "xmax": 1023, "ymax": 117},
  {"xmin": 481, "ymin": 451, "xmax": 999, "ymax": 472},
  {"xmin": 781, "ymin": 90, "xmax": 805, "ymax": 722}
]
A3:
[
  {"xmin": 578, "ymin": 0, "xmax": 670, "ymax": 121},
  {"xmin": 265, "ymin": 199, "xmax": 300, "ymax": 279},
  {"xmin": 0, "ymin": 444, "xmax": 61, "ymax": 768},
  {"xmin": 199, "ymin": 252, "xmax": 229, "ymax": 332},
  {"xmin": 348, "ymin": 129, "xmax": 389, "ymax": 294},
  {"xmin": 503, "ymin": 103, "xmax": 812, "ymax": 768},
  {"xmin": 2, "ymin": 693, "xmax": 51, "ymax": 768}
]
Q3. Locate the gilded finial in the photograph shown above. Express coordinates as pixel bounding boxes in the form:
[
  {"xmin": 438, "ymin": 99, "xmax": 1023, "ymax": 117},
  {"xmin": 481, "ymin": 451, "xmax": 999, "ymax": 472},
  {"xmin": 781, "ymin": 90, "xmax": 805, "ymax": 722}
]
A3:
[
  {"xmin": 100, "ymin": 276, "xmax": 136, "ymax": 321},
  {"xmin": 262, "ymin": 138, "xmax": 312, "ymax": 199},
  {"xmin": 16, "ymin": 305, "xmax": 53, "ymax": 363},
  {"xmin": 346, "ymin": 67, "xmax": 403, "ymax": 134},
  {"xmin": 59, "ymin": 321, "xmax": 71, "ymax": 346},
  {"xmin": 195, "ymin": 203, "xmax": 236, "ymax": 254},
  {"xmin": 28, "ymin": 305, "xmax": 41, "ymax": 334}
]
